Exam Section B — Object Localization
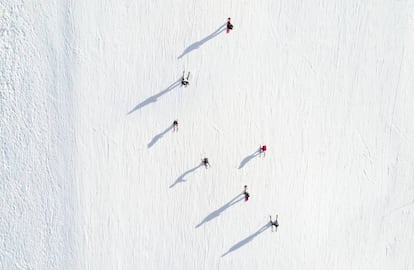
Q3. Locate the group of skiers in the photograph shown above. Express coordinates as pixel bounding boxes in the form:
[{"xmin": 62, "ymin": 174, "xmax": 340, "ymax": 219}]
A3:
[
  {"xmin": 172, "ymin": 120, "xmax": 275, "ymax": 227},
  {"xmin": 174, "ymin": 18, "xmax": 279, "ymax": 231}
]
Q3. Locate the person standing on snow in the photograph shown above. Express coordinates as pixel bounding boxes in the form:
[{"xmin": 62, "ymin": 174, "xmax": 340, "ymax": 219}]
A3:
[
  {"xmin": 227, "ymin": 17, "xmax": 233, "ymax": 31},
  {"xmin": 172, "ymin": 120, "xmax": 178, "ymax": 132},
  {"xmin": 202, "ymin": 157, "xmax": 210, "ymax": 169},
  {"xmin": 181, "ymin": 71, "xmax": 190, "ymax": 87},
  {"xmin": 260, "ymin": 145, "xmax": 267, "ymax": 157},
  {"xmin": 243, "ymin": 185, "xmax": 250, "ymax": 201},
  {"xmin": 270, "ymin": 215, "xmax": 279, "ymax": 232}
]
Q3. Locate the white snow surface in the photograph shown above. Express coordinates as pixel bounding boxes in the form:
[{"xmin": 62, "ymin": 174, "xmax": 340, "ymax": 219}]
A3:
[{"xmin": 1, "ymin": 0, "xmax": 414, "ymax": 269}]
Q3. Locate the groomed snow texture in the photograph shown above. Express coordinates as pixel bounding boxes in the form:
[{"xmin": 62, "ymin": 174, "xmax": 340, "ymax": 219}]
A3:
[{"xmin": 1, "ymin": 0, "xmax": 414, "ymax": 269}]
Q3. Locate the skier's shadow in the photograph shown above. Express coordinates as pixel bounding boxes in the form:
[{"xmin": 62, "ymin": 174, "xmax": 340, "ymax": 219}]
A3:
[
  {"xmin": 128, "ymin": 79, "xmax": 181, "ymax": 114},
  {"xmin": 238, "ymin": 149, "xmax": 261, "ymax": 169},
  {"xmin": 195, "ymin": 192, "xmax": 244, "ymax": 228},
  {"xmin": 177, "ymin": 23, "xmax": 227, "ymax": 59},
  {"xmin": 170, "ymin": 164, "xmax": 203, "ymax": 188},
  {"xmin": 221, "ymin": 222, "xmax": 271, "ymax": 257},
  {"xmin": 147, "ymin": 125, "xmax": 173, "ymax": 148}
]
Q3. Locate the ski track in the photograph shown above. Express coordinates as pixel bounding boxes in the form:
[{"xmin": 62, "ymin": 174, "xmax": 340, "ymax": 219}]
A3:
[{"xmin": 1, "ymin": 0, "xmax": 414, "ymax": 269}]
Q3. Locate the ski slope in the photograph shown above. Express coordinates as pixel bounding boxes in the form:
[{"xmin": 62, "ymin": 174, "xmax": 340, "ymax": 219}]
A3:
[{"xmin": 1, "ymin": 0, "xmax": 414, "ymax": 269}]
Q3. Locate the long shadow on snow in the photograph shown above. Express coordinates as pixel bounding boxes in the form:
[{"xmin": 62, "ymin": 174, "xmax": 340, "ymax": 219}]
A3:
[
  {"xmin": 177, "ymin": 23, "xmax": 227, "ymax": 59},
  {"xmin": 221, "ymin": 222, "xmax": 271, "ymax": 257},
  {"xmin": 128, "ymin": 79, "xmax": 181, "ymax": 114},
  {"xmin": 147, "ymin": 125, "xmax": 173, "ymax": 148},
  {"xmin": 195, "ymin": 192, "xmax": 244, "ymax": 228},
  {"xmin": 169, "ymin": 164, "xmax": 203, "ymax": 188},
  {"xmin": 238, "ymin": 149, "xmax": 261, "ymax": 169}
]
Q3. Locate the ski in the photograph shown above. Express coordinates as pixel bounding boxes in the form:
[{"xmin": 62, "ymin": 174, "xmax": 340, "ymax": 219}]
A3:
[{"xmin": 270, "ymin": 215, "xmax": 273, "ymax": 232}]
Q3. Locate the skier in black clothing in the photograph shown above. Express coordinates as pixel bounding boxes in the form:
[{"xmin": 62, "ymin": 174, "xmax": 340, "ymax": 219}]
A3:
[
  {"xmin": 243, "ymin": 185, "xmax": 250, "ymax": 201},
  {"xmin": 172, "ymin": 120, "xmax": 178, "ymax": 132},
  {"xmin": 181, "ymin": 71, "xmax": 190, "ymax": 87},
  {"xmin": 227, "ymin": 17, "xmax": 233, "ymax": 31},
  {"xmin": 202, "ymin": 157, "xmax": 210, "ymax": 168},
  {"xmin": 270, "ymin": 215, "xmax": 279, "ymax": 232}
]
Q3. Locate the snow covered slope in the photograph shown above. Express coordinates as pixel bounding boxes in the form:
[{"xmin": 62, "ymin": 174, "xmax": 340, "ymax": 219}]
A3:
[
  {"xmin": 1, "ymin": 1, "xmax": 78, "ymax": 269},
  {"xmin": 2, "ymin": 0, "xmax": 414, "ymax": 269}
]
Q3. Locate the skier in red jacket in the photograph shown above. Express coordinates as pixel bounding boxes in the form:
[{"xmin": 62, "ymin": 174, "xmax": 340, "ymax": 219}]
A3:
[{"xmin": 260, "ymin": 145, "xmax": 267, "ymax": 157}]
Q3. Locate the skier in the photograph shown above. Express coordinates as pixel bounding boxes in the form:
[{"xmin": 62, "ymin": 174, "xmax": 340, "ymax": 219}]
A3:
[
  {"xmin": 243, "ymin": 185, "xmax": 250, "ymax": 201},
  {"xmin": 172, "ymin": 120, "xmax": 178, "ymax": 132},
  {"xmin": 181, "ymin": 71, "xmax": 190, "ymax": 87},
  {"xmin": 270, "ymin": 215, "xmax": 279, "ymax": 232},
  {"xmin": 226, "ymin": 17, "xmax": 233, "ymax": 33},
  {"xmin": 202, "ymin": 157, "xmax": 210, "ymax": 169},
  {"xmin": 260, "ymin": 145, "xmax": 267, "ymax": 157}
]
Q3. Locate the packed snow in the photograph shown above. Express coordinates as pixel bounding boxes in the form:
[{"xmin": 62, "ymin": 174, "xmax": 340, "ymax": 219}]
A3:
[{"xmin": 1, "ymin": 0, "xmax": 414, "ymax": 269}]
